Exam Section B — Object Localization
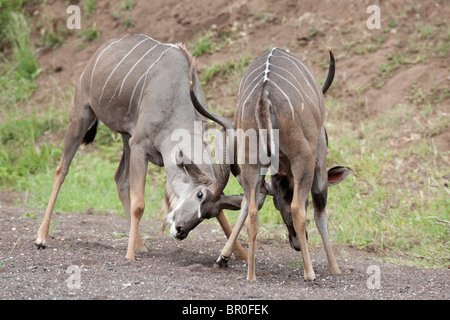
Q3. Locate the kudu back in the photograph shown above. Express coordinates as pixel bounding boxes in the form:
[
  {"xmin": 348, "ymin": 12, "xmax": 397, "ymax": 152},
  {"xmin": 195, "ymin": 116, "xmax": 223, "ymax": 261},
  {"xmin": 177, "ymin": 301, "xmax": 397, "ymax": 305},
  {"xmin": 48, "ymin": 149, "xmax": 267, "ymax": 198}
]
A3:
[
  {"xmin": 191, "ymin": 48, "xmax": 350, "ymax": 282},
  {"xmin": 34, "ymin": 34, "xmax": 248, "ymax": 261}
]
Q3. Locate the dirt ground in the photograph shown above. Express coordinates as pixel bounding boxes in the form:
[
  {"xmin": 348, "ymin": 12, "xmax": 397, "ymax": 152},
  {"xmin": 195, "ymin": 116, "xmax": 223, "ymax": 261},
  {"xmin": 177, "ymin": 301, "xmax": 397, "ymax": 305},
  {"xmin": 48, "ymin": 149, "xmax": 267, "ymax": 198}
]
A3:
[{"xmin": 0, "ymin": 192, "xmax": 448, "ymax": 300}]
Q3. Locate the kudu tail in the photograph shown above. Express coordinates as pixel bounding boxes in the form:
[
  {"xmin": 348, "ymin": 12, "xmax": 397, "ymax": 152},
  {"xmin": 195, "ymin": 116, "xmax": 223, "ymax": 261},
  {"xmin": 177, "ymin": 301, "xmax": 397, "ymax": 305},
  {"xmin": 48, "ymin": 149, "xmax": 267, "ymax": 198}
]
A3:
[
  {"xmin": 82, "ymin": 119, "xmax": 98, "ymax": 145},
  {"xmin": 321, "ymin": 49, "xmax": 335, "ymax": 95},
  {"xmin": 256, "ymin": 90, "xmax": 275, "ymax": 158}
]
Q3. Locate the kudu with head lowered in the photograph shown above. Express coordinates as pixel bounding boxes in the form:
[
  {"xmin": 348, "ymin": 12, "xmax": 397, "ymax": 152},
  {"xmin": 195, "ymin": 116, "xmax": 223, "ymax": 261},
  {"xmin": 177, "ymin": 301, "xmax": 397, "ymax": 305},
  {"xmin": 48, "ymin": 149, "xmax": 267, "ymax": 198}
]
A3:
[
  {"xmin": 190, "ymin": 48, "xmax": 350, "ymax": 281},
  {"xmin": 34, "ymin": 34, "xmax": 249, "ymax": 261}
]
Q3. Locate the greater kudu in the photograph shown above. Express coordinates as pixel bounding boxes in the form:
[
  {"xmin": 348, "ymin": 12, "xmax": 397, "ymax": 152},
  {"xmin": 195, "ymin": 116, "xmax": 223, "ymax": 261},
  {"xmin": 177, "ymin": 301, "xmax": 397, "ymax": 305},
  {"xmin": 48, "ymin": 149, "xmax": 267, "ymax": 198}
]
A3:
[
  {"xmin": 34, "ymin": 34, "xmax": 248, "ymax": 261},
  {"xmin": 190, "ymin": 48, "xmax": 350, "ymax": 281}
]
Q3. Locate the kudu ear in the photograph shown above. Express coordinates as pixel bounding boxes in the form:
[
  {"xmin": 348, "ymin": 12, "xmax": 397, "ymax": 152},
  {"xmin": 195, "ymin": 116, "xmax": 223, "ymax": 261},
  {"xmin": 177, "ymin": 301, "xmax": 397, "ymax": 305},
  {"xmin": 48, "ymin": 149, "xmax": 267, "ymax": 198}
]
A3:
[
  {"xmin": 217, "ymin": 195, "xmax": 243, "ymax": 211},
  {"xmin": 327, "ymin": 166, "xmax": 351, "ymax": 186},
  {"xmin": 217, "ymin": 190, "xmax": 268, "ymax": 211},
  {"xmin": 176, "ymin": 149, "xmax": 215, "ymax": 185}
]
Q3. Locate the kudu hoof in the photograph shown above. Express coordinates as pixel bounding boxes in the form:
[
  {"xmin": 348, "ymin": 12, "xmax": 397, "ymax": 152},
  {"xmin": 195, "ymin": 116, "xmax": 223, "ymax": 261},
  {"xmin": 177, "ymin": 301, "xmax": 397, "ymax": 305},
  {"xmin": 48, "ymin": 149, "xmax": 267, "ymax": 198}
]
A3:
[
  {"xmin": 34, "ymin": 239, "xmax": 46, "ymax": 250},
  {"xmin": 213, "ymin": 255, "xmax": 230, "ymax": 269},
  {"xmin": 304, "ymin": 272, "xmax": 316, "ymax": 282}
]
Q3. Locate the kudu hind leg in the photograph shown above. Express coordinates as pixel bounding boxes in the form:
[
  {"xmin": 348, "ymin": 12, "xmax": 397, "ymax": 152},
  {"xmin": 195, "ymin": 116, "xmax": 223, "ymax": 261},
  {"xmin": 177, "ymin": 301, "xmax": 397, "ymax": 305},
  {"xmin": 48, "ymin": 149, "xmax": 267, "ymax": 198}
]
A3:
[
  {"xmin": 115, "ymin": 134, "xmax": 147, "ymax": 252},
  {"xmin": 35, "ymin": 104, "xmax": 96, "ymax": 249},
  {"xmin": 312, "ymin": 172, "xmax": 341, "ymax": 274}
]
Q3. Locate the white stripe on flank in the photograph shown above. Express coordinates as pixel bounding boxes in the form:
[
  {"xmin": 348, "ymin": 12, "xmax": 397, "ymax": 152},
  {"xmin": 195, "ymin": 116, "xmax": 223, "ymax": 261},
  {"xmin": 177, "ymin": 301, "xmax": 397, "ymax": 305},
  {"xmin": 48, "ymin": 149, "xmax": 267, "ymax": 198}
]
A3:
[
  {"xmin": 118, "ymin": 43, "xmax": 160, "ymax": 97},
  {"xmin": 138, "ymin": 33, "xmax": 179, "ymax": 50},
  {"xmin": 277, "ymin": 49, "xmax": 318, "ymax": 84},
  {"xmin": 108, "ymin": 83, "xmax": 121, "ymax": 105},
  {"xmin": 270, "ymin": 70, "xmax": 304, "ymax": 99},
  {"xmin": 118, "ymin": 42, "xmax": 178, "ymax": 100},
  {"xmin": 78, "ymin": 70, "xmax": 85, "ymax": 90},
  {"xmin": 274, "ymin": 49, "xmax": 321, "ymax": 102},
  {"xmin": 239, "ymin": 71, "xmax": 264, "ymax": 104},
  {"xmin": 267, "ymin": 79, "xmax": 295, "ymax": 119},
  {"xmin": 269, "ymin": 62, "xmax": 316, "ymax": 109},
  {"xmin": 90, "ymin": 36, "xmax": 126, "ymax": 90},
  {"xmin": 240, "ymin": 78, "xmax": 263, "ymax": 119},
  {"xmin": 98, "ymin": 38, "xmax": 149, "ymax": 104},
  {"xmin": 127, "ymin": 46, "xmax": 175, "ymax": 115},
  {"xmin": 239, "ymin": 48, "xmax": 320, "ymax": 120},
  {"xmin": 137, "ymin": 46, "xmax": 177, "ymax": 111},
  {"xmin": 270, "ymin": 70, "xmax": 318, "ymax": 107},
  {"xmin": 136, "ymin": 68, "xmax": 150, "ymax": 113},
  {"xmin": 269, "ymin": 63, "xmax": 303, "ymax": 92},
  {"xmin": 238, "ymin": 63, "xmax": 265, "ymax": 97},
  {"xmin": 272, "ymin": 55, "xmax": 321, "ymax": 111},
  {"xmin": 137, "ymin": 34, "xmax": 161, "ymax": 44},
  {"xmin": 271, "ymin": 54, "xmax": 319, "ymax": 102}
]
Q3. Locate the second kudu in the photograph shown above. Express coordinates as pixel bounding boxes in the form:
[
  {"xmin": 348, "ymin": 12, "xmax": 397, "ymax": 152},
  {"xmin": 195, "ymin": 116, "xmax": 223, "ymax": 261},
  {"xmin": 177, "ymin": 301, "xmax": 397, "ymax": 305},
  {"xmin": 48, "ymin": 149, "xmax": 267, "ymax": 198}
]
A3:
[
  {"xmin": 190, "ymin": 48, "xmax": 350, "ymax": 281},
  {"xmin": 34, "ymin": 34, "xmax": 251, "ymax": 261}
]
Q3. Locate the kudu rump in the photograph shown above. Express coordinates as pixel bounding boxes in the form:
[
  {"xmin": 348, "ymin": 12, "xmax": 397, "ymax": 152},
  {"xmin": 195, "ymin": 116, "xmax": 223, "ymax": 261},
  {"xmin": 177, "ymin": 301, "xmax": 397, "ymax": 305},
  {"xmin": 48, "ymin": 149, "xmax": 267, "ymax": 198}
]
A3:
[
  {"xmin": 191, "ymin": 48, "xmax": 350, "ymax": 281},
  {"xmin": 34, "ymin": 34, "xmax": 249, "ymax": 261}
]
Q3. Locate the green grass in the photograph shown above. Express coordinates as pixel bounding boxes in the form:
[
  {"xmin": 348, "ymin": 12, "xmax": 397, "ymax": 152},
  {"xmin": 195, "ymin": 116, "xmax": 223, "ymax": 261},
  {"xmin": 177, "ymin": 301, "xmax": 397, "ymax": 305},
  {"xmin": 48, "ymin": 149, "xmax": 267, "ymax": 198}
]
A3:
[
  {"xmin": 0, "ymin": 2, "xmax": 39, "ymax": 108},
  {"xmin": 78, "ymin": 27, "xmax": 101, "ymax": 42},
  {"xmin": 419, "ymin": 24, "xmax": 436, "ymax": 38},
  {"xmin": 20, "ymin": 151, "xmax": 166, "ymax": 217},
  {"xmin": 121, "ymin": 0, "xmax": 135, "ymax": 11},
  {"xmin": 0, "ymin": 113, "xmax": 166, "ymax": 219},
  {"xmin": 322, "ymin": 96, "xmax": 449, "ymax": 268},
  {"xmin": 192, "ymin": 31, "xmax": 217, "ymax": 56},
  {"xmin": 83, "ymin": 0, "xmax": 96, "ymax": 14},
  {"xmin": 0, "ymin": 60, "xmax": 37, "ymax": 107},
  {"xmin": 7, "ymin": 11, "xmax": 40, "ymax": 80},
  {"xmin": 0, "ymin": 108, "xmax": 65, "ymax": 186},
  {"xmin": 379, "ymin": 52, "xmax": 427, "ymax": 78},
  {"xmin": 200, "ymin": 54, "xmax": 252, "ymax": 86}
]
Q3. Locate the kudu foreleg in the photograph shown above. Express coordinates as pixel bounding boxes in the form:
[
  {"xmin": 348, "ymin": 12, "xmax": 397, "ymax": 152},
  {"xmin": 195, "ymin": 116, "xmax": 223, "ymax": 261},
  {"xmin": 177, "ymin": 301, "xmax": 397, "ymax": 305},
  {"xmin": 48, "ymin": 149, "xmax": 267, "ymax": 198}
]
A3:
[
  {"xmin": 312, "ymin": 183, "xmax": 341, "ymax": 274},
  {"xmin": 115, "ymin": 134, "xmax": 146, "ymax": 252},
  {"xmin": 214, "ymin": 199, "xmax": 249, "ymax": 268},
  {"xmin": 312, "ymin": 131, "xmax": 341, "ymax": 274},
  {"xmin": 215, "ymin": 210, "xmax": 247, "ymax": 261}
]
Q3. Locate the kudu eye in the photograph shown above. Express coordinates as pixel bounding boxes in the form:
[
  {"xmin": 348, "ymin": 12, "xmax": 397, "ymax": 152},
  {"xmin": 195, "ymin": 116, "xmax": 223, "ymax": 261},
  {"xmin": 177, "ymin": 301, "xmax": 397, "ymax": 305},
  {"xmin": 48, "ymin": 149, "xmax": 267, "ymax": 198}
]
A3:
[{"xmin": 196, "ymin": 191, "xmax": 203, "ymax": 199}]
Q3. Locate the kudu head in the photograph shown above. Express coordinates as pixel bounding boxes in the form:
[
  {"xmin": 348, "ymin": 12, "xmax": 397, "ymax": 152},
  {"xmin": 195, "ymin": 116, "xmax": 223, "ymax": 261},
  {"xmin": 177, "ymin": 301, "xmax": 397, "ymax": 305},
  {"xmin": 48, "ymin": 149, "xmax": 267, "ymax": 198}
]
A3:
[
  {"xmin": 167, "ymin": 147, "xmax": 243, "ymax": 240},
  {"xmin": 268, "ymin": 166, "xmax": 351, "ymax": 251},
  {"xmin": 165, "ymin": 82, "xmax": 247, "ymax": 240}
]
